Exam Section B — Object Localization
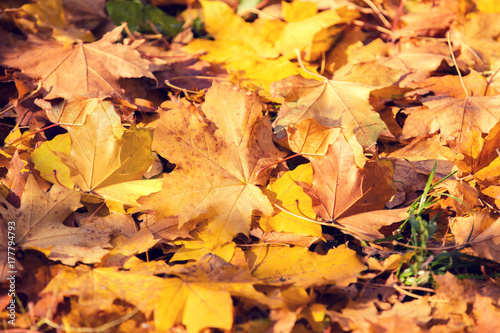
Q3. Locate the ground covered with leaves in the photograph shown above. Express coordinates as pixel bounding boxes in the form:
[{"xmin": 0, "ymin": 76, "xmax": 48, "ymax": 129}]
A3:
[{"xmin": 1, "ymin": 0, "xmax": 500, "ymax": 332}]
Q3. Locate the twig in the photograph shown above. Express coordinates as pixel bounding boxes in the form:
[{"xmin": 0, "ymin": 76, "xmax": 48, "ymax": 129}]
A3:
[
  {"xmin": 361, "ymin": 0, "xmax": 391, "ymax": 28},
  {"xmin": 446, "ymin": 31, "xmax": 468, "ymax": 98}
]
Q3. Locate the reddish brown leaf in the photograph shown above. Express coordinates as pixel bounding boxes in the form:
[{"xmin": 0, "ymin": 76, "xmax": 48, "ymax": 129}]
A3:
[{"xmin": 0, "ymin": 25, "xmax": 154, "ymax": 100}]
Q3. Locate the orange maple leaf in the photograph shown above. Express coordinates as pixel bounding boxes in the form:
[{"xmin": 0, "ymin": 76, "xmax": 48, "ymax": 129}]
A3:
[
  {"xmin": 139, "ymin": 82, "xmax": 286, "ymax": 244},
  {"xmin": 0, "ymin": 175, "xmax": 111, "ymax": 269},
  {"xmin": 0, "ymin": 24, "xmax": 154, "ymax": 100}
]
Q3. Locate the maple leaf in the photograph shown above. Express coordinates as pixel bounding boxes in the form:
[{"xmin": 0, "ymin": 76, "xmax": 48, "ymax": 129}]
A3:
[
  {"xmin": 415, "ymin": 70, "xmax": 499, "ymax": 98},
  {"xmin": 246, "ymin": 244, "xmax": 365, "ymax": 287},
  {"xmin": 0, "ymin": 24, "xmax": 154, "ymax": 100},
  {"xmin": 2, "ymin": 150, "xmax": 29, "ymax": 207},
  {"xmin": 453, "ymin": 12, "xmax": 500, "ymax": 72},
  {"xmin": 31, "ymin": 98, "xmax": 162, "ymax": 207},
  {"xmin": 401, "ymin": 95, "xmax": 500, "ymax": 144},
  {"xmin": 384, "ymin": 135, "xmax": 460, "ymax": 207},
  {"xmin": 155, "ymin": 278, "xmax": 234, "ymax": 332},
  {"xmin": 170, "ymin": 227, "xmax": 236, "ymax": 263},
  {"xmin": 13, "ymin": 0, "xmax": 94, "ymax": 43},
  {"xmin": 335, "ymin": 207, "xmax": 409, "ymax": 241},
  {"xmin": 454, "ymin": 121, "xmax": 500, "ymax": 183},
  {"xmin": 272, "ymin": 75, "xmax": 388, "ymax": 148},
  {"xmin": 302, "ymin": 130, "xmax": 396, "ymax": 221},
  {"xmin": 330, "ymin": 38, "xmax": 454, "ymax": 88},
  {"xmin": 285, "ymin": 118, "xmax": 344, "ymax": 157},
  {"xmin": 41, "ymin": 256, "xmax": 278, "ymax": 332},
  {"xmin": 451, "ymin": 212, "xmax": 500, "ymax": 261},
  {"xmin": 139, "ymin": 82, "xmax": 286, "ymax": 244},
  {"xmin": 184, "ymin": 0, "xmax": 358, "ymax": 95},
  {"xmin": 40, "ymin": 265, "xmax": 166, "ymax": 316},
  {"xmin": 261, "ymin": 163, "xmax": 323, "ymax": 239},
  {"xmin": 0, "ymin": 175, "xmax": 111, "ymax": 266},
  {"xmin": 103, "ymin": 227, "xmax": 160, "ymax": 267}
]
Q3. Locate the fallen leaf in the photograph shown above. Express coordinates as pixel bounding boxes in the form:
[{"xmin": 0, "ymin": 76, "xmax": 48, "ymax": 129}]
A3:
[
  {"xmin": 32, "ymin": 98, "xmax": 162, "ymax": 207},
  {"xmin": 40, "ymin": 265, "xmax": 165, "ymax": 315},
  {"xmin": 140, "ymin": 82, "xmax": 286, "ymax": 244},
  {"xmin": 1, "ymin": 150, "xmax": 29, "ymax": 207},
  {"xmin": 140, "ymin": 214, "xmax": 194, "ymax": 241},
  {"xmin": 104, "ymin": 227, "xmax": 159, "ymax": 267},
  {"xmin": 454, "ymin": 12, "xmax": 500, "ymax": 72},
  {"xmin": 17, "ymin": 0, "xmax": 94, "ymax": 43},
  {"xmin": 0, "ymin": 25, "xmax": 154, "ymax": 100},
  {"xmin": 473, "ymin": 293, "xmax": 500, "ymax": 332},
  {"xmin": 415, "ymin": 70, "xmax": 499, "ymax": 98},
  {"xmin": 272, "ymin": 75, "xmax": 388, "ymax": 148},
  {"xmin": 435, "ymin": 179, "xmax": 481, "ymax": 215},
  {"xmin": 336, "ymin": 207, "xmax": 409, "ymax": 241},
  {"xmin": 432, "ymin": 272, "xmax": 476, "ymax": 325},
  {"xmin": 155, "ymin": 277, "xmax": 234, "ymax": 333},
  {"xmin": 302, "ymin": 130, "xmax": 396, "ymax": 221},
  {"xmin": 250, "ymin": 228, "xmax": 319, "ymax": 247},
  {"xmin": 285, "ymin": 118, "xmax": 342, "ymax": 157},
  {"xmin": 246, "ymin": 244, "xmax": 365, "ymax": 287},
  {"xmin": 0, "ymin": 175, "xmax": 111, "ymax": 265},
  {"xmin": 185, "ymin": 0, "xmax": 357, "ymax": 95},
  {"xmin": 261, "ymin": 163, "xmax": 322, "ymax": 239},
  {"xmin": 468, "ymin": 217, "xmax": 500, "ymax": 261},
  {"xmin": 401, "ymin": 95, "xmax": 500, "ymax": 145}
]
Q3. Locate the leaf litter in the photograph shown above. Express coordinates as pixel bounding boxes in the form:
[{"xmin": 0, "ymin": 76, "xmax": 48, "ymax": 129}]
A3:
[{"xmin": 1, "ymin": 0, "xmax": 500, "ymax": 332}]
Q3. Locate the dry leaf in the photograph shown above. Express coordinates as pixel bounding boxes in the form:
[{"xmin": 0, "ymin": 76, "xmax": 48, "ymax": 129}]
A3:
[
  {"xmin": 32, "ymin": 98, "xmax": 162, "ymax": 207},
  {"xmin": 261, "ymin": 163, "xmax": 322, "ymax": 239},
  {"xmin": 246, "ymin": 245, "xmax": 365, "ymax": 287},
  {"xmin": 303, "ymin": 130, "xmax": 395, "ymax": 221},
  {"xmin": 272, "ymin": 75, "xmax": 388, "ymax": 148},
  {"xmin": 0, "ymin": 25, "xmax": 154, "ymax": 100},
  {"xmin": 401, "ymin": 95, "xmax": 500, "ymax": 145},
  {"xmin": 0, "ymin": 175, "xmax": 111, "ymax": 266},
  {"xmin": 140, "ymin": 82, "xmax": 286, "ymax": 244}
]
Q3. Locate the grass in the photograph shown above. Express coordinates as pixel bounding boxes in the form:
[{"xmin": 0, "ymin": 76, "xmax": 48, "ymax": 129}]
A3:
[{"xmin": 390, "ymin": 162, "xmax": 500, "ymax": 288}]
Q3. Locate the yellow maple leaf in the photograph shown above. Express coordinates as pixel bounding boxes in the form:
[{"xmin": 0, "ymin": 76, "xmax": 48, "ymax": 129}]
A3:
[
  {"xmin": 139, "ymin": 82, "xmax": 286, "ymax": 245},
  {"xmin": 246, "ymin": 244, "xmax": 365, "ymax": 287},
  {"xmin": 261, "ymin": 163, "xmax": 322, "ymax": 238},
  {"xmin": 31, "ymin": 98, "xmax": 162, "ymax": 208},
  {"xmin": 185, "ymin": 0, "xmax": 358, "ymax": 95}
]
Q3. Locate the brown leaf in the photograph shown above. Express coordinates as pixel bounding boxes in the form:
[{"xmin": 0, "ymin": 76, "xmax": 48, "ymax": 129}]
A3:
[
  {"xmin": 469, "ymin": 218, "xmax": 500, "ymax": 262},
  {"xmin": 0, "ymin": 25, "xmax": 154, "ymax": 100},
  {"xmin": 336, "ymin": 207, "xmax": 409, "ymax": 241},
  {"xmin": 0, "ymin": 175, "xmax": 111, "ymax": 266},
  {"xmin": 2, "ymin": 150, "xmax": 29, "ymax": 207},
  {"xmin": 401, "ymin": 95, "xmax": 500, "ymax": 145},
  {"xmin": 285, "ymin": 118, "xmax": 342, "ymax": 157},
  {"xmin": 141, "ymin": 214, "xmax": 194, "ymax": 241},
  {"xmin": 303, "ymin": 131, "xmax": 396, "ymax": 221}
]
